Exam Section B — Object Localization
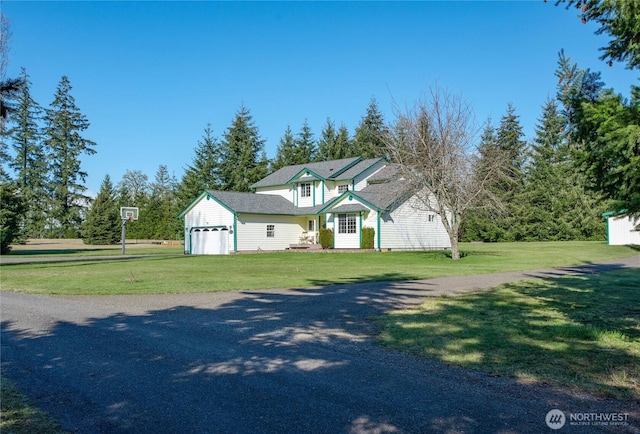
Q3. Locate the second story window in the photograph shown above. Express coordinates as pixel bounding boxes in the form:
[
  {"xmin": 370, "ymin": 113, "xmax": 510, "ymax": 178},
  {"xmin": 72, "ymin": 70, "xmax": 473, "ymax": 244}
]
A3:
[
  {"xmin": 300, "ymin": 183, "xmax": 311, "ymax": 197},
  {"xmin": 338, "ymin": 184, "xmax": 349, "ymax": 194}
]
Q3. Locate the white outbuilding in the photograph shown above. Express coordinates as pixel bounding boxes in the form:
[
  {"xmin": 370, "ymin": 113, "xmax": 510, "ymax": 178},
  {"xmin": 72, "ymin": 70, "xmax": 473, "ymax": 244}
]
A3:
[{"xmin": 603, "ymin": 211, "xmax": 640, "ymax": 245}]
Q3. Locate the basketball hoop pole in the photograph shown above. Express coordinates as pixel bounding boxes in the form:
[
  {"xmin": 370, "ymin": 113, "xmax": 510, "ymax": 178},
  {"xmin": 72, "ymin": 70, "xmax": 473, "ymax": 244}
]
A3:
[
  {"xmin": 119, "ymin": 207, "xmax": 138, "ymax": 255},
  {"xmin": 121, "ymin": 218, "xmax": 128, "ymax": 255}
]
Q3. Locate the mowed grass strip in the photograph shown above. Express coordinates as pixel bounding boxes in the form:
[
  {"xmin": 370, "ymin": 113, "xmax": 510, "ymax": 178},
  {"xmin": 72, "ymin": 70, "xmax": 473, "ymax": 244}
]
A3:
[
  {"xmin": 378, "ymin": 269, "xmax": 640, "ymax": 400},
  {"xmin": 0, "ymin": 241, "xmax": 637, "ymax": 295}
]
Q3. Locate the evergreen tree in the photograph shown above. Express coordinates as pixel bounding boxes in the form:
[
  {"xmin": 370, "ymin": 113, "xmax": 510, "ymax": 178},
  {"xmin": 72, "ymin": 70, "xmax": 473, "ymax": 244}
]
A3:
[
  {"xmin": 462, "ymin": 120, "xmax": 510, "ymax": 241},
  {"xmin": 8, "ymin": 68, "xmax": 48, "ymax": 238},
  {"xmin": 44, "ymin": 76, "xmax": 97, "ymax": 238},
  {"xmin": 512, "ymin": 99, "xmax": 606, "ymax": 240},
  {"xmin": 141, "ymin": 165, "xmax": 181, "ymax": 239},
  {"xmin": 82, "ymin": 175, "xmax": 120, "ymax": 244},
  {"xmin": 556, "ymin": 50, "xmax": 638, "ymax": 214},
  {"xmin": 295, "ymin": 119, "xmax": 317, "ymax": 163},
  {"xmin": 271, "ymin": 125, "xmax": 297, "ymax": 171},
  {"xmin": 336, "ymin": 123, "xmax": 356, "ymax": 158},
  {"xmin": 496, "ymin": 103, "xmax": 527, "ymax": 189},
  {"xmin": 177, "ymin": 124, "xmax": 221, "ymax": 210},
  {"xmin": 219, "ymin": 105, "xmax": 268, "ymax": 192},
  {"xmin": 353, "ymin": 97, "xmax": 388, "ymax": 159},
  {"xmin": 316, "ymin": 118, "xmax": 338, "ymax": 161},
  {"xmin": 0, "ymin": 180, "xmax": 25, "ymax": 253},
  {"xmin": 317, "ymin": 119, "xmax": 355, "ymax": 161}
]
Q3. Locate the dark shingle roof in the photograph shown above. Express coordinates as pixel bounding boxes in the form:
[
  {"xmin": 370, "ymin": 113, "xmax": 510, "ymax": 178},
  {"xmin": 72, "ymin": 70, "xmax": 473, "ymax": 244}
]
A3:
[
  {"xmin": 332, "ymin": 158, "xmax": 385, "ymax": 181},
  {"xmin": 251, "ymin": 157, "xmax": 362, "ymax": 188},
  {"xmin": 357, "ymin": 178, "xmax": 410, "ymax": 210},
  {"xmin": 366, "ymin": 163, "xmax": 402, "ymax": 183},
  {"xmin": 206, "ymin": 190, "xmax": 298, "ymax": 215},
  {"xmin": 331, "ymin": 203, "xmax": 371, "ymax": 213}
]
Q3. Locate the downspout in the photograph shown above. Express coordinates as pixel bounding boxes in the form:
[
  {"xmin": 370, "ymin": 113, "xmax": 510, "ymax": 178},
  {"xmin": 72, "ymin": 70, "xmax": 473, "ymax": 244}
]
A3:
[
  {"xmin": 377, "ymin": 211, "xmax": 381, "ymax": 250},
  {"xmin": 233, "ymin": 213, "xmax": 238, "ymax": 252}
]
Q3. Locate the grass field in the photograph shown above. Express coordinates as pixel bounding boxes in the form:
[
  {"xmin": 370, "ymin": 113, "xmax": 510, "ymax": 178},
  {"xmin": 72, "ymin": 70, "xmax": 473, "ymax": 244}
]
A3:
[
  {"xmin": 378, "ymin": 268, "xmax": 640, "ymax": 400},
  {"xmin": 0, "ymin": 241, "xmax": 637, "ymax": 295}
]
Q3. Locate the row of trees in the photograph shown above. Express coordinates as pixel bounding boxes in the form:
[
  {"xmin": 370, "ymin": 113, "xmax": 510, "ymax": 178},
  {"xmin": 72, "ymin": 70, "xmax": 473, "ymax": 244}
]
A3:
[{"xmin": 2, "ymin": 61, "xmax": 631, "ymax": 249}]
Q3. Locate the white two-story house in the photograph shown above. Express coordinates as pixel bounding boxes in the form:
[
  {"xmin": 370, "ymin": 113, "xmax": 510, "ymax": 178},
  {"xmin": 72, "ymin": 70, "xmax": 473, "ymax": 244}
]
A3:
[{"xmin": 179, "ymin": 157, "xmax": 451, "ymax": 254}]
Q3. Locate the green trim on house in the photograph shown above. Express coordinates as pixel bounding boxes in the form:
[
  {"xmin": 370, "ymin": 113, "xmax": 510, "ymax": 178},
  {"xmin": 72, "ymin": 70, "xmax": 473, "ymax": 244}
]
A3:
[
  {"xmin": 377, "ymin": 211, "xmax": 381, "ymax": 249},
  {"xmin": 286, "ymin": 168, "xmax": 326, "ymax": 185},
  {"xmin": 602, "ymin": 210, "xmax": 629, "ymax": 217},
  {"xmin": 233, "ymin": 215, "xmax": 237, "ymax": 252},
  {"xmin": 178, "ymin": 191, "xmax": 209, "ymax": 218},
  {"xmin": 316, "ymin": 190, "xmax": 383, "ymax": 215}
]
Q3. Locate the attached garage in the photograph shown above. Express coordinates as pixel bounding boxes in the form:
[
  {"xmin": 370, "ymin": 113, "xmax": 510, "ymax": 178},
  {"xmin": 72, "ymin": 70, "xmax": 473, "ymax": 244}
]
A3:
[{"xmin": 190, "ymin": 227, "xmax": 230, "ymax": 255}]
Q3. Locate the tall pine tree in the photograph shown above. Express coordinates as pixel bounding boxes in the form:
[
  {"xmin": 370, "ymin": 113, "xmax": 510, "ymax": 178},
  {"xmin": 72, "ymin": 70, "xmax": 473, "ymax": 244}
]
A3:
[
  {"xmin": 219, "ymin": 105, "xmax": 268, "ymax": 192},
  {"xmin": 177, "ymin": 124, "xmax": 222, "ymax": 210},
  {"xmin": 295, "ymin": 119, "xmax": 317, "ymax": 163},
  {"xmin": 9, "ymin": 68, "xmax": 48, "ymax": 238},
  {"xmin": 353, "ymin": 97, "xmax": 388, "ymax": 159},
  {"xmin": 44, "ymin": 76, "xmax": 97, "ymax": 238},
  {"xmin": 82, "ymin": 175, "xmax": 120, "ymax": 245},
  {"xmin": 271, "ymin": 125, "xmax": 297, "ymax": 171}
]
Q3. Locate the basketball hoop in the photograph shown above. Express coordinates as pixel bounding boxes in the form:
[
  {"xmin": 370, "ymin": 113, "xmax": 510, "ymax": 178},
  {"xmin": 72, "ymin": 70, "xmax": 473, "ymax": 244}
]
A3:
[{"xmin": 120, "ymin": 206, "xmax": 139, "ymax": 255}]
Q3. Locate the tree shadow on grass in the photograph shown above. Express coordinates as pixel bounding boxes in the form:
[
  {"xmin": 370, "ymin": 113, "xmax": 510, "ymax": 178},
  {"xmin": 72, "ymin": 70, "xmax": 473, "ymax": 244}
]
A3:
[
  {"xmin": 380, "ymin": 268, "xmax": 640, "ymax": 402},
  {"xmin": 4, "ymin": 269, "xmax": 638, "ymax": 433}
]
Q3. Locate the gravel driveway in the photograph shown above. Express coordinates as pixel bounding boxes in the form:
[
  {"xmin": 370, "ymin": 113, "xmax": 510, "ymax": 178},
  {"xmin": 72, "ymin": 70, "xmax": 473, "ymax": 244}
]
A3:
[{"xmin": 1, "ymin": 256, "xmax": 638, "ymax": 433}]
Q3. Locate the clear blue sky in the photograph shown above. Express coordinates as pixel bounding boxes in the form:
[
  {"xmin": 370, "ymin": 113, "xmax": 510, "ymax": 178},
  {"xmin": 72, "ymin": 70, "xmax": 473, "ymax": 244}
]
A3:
[{"xmin": 3, "ymin": 1, "xmax": 637, "ymax": 196}]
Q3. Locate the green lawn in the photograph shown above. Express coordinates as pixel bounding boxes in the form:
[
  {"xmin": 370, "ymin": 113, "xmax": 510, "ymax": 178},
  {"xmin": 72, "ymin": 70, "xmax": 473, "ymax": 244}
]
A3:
[
  {"xmin": 378, "ymin": 269, "xmax": 640, "ymax": 400},
  {"xmin": 0, "ymin": 241, "xmax": 637, "ymax": 295}
]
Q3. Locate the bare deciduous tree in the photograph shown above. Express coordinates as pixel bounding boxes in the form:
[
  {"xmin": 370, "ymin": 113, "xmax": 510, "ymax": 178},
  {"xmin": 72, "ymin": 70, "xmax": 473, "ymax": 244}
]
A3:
[{"xmin": 384, "ymin": 86, "xmax": 503, "ymax": 260}]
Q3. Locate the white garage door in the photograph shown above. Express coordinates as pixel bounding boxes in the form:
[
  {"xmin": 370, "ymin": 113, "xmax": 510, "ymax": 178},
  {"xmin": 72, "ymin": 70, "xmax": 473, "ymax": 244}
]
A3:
[{"xmin": 192, "ymin": 228, "xmax": 229, "ymax": 255}]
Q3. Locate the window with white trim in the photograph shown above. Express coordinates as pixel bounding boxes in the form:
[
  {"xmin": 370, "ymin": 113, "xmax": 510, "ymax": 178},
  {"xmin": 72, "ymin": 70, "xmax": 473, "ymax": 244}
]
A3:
[
  {"xmin": 338, "ymin": 214, "xmax": 357, "ymax": 234},
  {"xmin": 300, "ymin": 183, "xmax": 311, "ymax": 197},
  {"xmin": 266, "ymin": 224, "xmax": 275, "ymax": 238},
  {"xmin": 428, "ymin": 214, "xmax": 435, "ymax": 223},
  {"xmin": 338, "ymin": 184, "xmax": 349, "ymax": 194}
]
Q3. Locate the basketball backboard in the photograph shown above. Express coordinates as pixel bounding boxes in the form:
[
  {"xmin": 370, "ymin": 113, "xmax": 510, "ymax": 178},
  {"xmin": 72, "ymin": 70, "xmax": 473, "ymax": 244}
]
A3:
[{"xmin": 120, "ymin": 207, "xmax": 139, "ymax": 221}]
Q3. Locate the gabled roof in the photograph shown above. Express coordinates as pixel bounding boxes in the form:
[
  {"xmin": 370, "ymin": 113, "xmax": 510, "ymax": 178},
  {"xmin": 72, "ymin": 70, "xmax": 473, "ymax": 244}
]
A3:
[
  {"xmin": 366, "ymin": 163, "xmax": 402, "ymax": 184},
  {"xmin": 331, "ymin": 158, "xmax": 386, "ymax": 181},
  {"xmin": 251, "ymin": 157, "xmax": 363, "ymax": 188},
  {"xmin": 179, "ymin": 190, "xmax": 298, "ymax": 217}
]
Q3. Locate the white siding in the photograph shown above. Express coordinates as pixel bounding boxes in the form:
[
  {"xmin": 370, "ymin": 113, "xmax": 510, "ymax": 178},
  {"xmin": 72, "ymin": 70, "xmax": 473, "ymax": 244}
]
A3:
[
  {"xmin": 255, "ymin": 185, "xmax": 293, "ymax": 203},
  {"xmin": 236, "ymin": 214, "xmax": 307, "ymax": 251},
  {"xmin": 608, "ymin": 215, "xmax": 640, "ymax": 245},
  {"xmin": 379, "ymin": 197, "xmax": 451, "ymax": 250},
  {"xmin": 183, "ymin": 195, "xmax": 235, "ymax": 254}
]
